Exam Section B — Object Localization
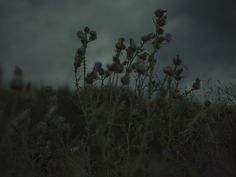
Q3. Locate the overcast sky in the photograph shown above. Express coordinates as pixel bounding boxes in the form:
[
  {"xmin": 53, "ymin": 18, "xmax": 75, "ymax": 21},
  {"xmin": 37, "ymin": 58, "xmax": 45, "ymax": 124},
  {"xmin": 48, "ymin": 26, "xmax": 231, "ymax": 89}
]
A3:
[{"xmin": 0, "ymin": 0, "xmax": 235, "ymax": 89}]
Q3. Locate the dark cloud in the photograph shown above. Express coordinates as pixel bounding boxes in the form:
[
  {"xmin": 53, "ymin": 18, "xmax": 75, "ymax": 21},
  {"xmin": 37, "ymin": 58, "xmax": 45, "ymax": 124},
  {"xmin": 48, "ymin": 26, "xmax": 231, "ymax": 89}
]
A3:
[{"xmin": 0, "ymin": 0, "xmax": 235, "ymax": 88}]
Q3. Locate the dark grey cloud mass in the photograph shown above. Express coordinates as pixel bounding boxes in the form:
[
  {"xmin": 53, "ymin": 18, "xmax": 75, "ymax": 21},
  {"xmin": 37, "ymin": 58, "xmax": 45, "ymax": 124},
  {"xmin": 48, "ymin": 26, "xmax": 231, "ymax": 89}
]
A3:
[{"xmin": 0, "ymin": 0, "xmax": 235, "ymax": 88}]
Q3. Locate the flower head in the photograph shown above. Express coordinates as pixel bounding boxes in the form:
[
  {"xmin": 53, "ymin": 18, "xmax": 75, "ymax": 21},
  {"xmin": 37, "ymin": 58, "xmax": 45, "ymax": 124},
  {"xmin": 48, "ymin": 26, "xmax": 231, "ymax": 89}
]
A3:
[{"xmin": 93, "ymin": 62, "xmax": 102, "ymax": 72}]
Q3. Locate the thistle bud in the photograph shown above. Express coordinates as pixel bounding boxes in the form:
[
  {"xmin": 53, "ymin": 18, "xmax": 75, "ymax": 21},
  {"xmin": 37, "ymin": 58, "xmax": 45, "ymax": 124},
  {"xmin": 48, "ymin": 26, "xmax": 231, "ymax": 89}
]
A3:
[
  {"xmin": 89, "ymin": 31, "xmax": 97, "ymax": 41},
  {"xmin": 163, "ymin": 65, "xmax": 174, "ymax": 76},
  {"xmin": 76, "ymin": 30, "xmax": 84, "ymax": 39},
  {"xmin": 113, "ymin": 56, "xmax": 120, "ymax": 64},
  {"xmin": 84, "ymin": 26, "xmax": 90, "ymax": 33},
  {"xmin": 116, "ymin": 38, "xmax": 126, "ymax": 50},
  {"xmin": 154, "ymin": 9, "xmax": 167, "ymax": 18}
]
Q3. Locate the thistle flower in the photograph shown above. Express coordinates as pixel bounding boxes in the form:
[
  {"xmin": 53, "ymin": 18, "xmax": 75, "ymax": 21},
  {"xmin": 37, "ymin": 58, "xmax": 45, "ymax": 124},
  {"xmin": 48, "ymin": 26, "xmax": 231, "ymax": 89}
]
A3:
[
  {"xmin": 93, "ymin": 62, "xmax": 102, "ymax": 72},
  {"xmin": 163, "ymin": 65, "xmax": 174, "ymax": 76},
  {"xmin": 126, "ymin": 48, "xmax": 134, "ymax": 59},
  {"xmin": 89, "ymin": 30, "xmax": 97, "ymax": 41},
  {"xmin": 154, "ymin": 9, "xmax": 167, "ymax": 18},
  {"xmin": 192, "ymin": 78, "xmax": 201, "ymax": 90},
  {"xmin": 141, "ymin": 33, "xmax": 155, "ymax": 43},
  {"xmin": 173, "ymin": 55, "xmax": 182, "ymax": 66}
]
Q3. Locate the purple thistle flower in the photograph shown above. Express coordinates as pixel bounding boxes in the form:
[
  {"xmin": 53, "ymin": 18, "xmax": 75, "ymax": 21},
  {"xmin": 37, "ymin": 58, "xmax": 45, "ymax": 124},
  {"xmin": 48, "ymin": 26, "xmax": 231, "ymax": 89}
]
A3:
[
  {"xmin": 93, "ymin": 62, "xmax": 102, "ymax": 72},
  {"xmin": 164, "ymin": 33, "xmax": 172, "ymax": 44}
]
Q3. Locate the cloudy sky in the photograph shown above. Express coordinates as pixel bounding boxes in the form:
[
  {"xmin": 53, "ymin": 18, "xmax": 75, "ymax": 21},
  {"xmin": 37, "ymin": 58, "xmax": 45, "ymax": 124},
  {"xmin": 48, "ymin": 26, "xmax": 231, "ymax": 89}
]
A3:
[{"xmin": 0, "ymin": 0, "xmax": 235, "ymax": 88}]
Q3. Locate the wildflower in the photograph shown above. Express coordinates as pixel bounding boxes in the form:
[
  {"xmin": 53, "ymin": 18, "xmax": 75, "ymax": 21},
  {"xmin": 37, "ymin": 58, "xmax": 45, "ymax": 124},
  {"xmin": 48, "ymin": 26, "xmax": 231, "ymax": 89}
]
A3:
[
  {"xmin": 141, "ymin": 33, "xmax": 155, "ymax": 43},
  {"xmin": 74, "ymin": 54, "xmax": 84, "ymax": 69},
  {"xmin": 126, "ymin": 48, "xmax": 134, "ymax": 60},
  {"xmin": 135, "ymin": 63, "xmax": 146, "ymax": 75},
  {"xmin": 89, "ymin": 30, "xmax": 97, "ymax": 41},
  {"xmin": 121, "ymin": 74, "xmax": 130, "ymax": 85},
  {"xmin": 76, "ymin": 30, "xmax": 84, "ymax": 39},
  {"xmin": 157, "ymin": 16, "xmax": 167, "ymax": 27},
  {"xmin": 154, "ymin": 9, "xmax": 167, "ymax": 18},
  {"xmin": 116, "ymin": 38, "xmax": 126, "ymax": 50},
  {"xmin": 93, "ymin": 62, "xmax": 102, "ymax": 72},
  {"xmin": 163, "ymin": 33, "xmax": 172, "ymax": 44},
  {"xmin": 173, "ymin": 55, "xmax": 182, "ymax": 66},
  {"xmin": 163, "ymin": 65, "xmax": 174, "ymax": 76},
  {"xmin": 84, "ymin": 26, "xmax": 90, "ymax": 33},
  {"xmin": 192, "ymin": 78, "xmax": 201, "ymax": 90}
]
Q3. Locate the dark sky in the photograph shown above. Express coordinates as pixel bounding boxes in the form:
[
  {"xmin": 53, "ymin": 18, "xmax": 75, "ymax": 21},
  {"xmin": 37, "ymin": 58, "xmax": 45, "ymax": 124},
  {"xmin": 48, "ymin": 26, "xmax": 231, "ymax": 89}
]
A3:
[{"xmin": 0, "ymin": 0, "xmax": 235, "ymax": 88}]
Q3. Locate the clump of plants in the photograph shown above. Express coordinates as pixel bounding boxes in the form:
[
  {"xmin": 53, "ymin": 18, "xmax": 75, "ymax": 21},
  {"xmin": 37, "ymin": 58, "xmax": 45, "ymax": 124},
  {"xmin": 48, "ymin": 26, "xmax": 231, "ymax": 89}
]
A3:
[{"xmin": 0, "ymin": 8, "xmax": 235, "ymax": 177}]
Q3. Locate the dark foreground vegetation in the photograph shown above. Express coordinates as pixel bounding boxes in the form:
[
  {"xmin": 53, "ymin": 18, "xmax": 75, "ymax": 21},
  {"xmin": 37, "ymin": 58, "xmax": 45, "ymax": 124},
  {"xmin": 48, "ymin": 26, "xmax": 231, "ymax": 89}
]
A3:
[{"xmin": 0, "ymin": 9, "xmax": 236, "ymax": 177}]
